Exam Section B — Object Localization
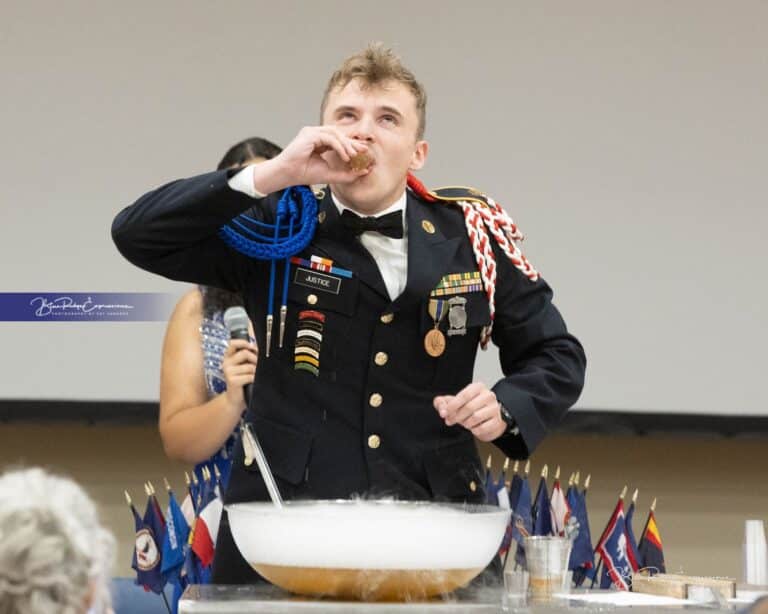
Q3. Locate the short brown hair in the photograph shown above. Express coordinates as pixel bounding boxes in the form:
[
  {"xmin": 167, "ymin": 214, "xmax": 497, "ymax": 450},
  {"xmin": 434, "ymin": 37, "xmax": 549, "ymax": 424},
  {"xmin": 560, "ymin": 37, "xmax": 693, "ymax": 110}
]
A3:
[{"xmin": 321, "ymin": 43, "xmax": 427, "ymax": 139}]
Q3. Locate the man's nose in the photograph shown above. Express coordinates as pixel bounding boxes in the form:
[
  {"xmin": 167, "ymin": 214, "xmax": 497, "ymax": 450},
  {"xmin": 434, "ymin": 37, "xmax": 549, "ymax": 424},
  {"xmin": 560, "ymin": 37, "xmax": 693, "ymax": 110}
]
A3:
[{"xmin": 350, "ymin": 116, "xmax": 375, "ymax": 142}]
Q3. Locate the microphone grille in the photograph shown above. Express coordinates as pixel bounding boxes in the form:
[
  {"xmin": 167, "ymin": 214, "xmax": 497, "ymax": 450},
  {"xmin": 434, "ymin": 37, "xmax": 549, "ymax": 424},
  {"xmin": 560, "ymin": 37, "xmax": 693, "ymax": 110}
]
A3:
[{"xmin": 223, "ymin": 306, "xmax": 249, "ymax": 332}]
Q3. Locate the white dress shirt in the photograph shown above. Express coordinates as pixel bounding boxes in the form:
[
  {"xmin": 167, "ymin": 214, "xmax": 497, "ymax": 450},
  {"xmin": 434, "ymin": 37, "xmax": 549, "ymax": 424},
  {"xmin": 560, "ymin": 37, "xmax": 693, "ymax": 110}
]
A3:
[
  {"xmin": 228, "ymin": 164, "xmax": 408, "ymax": 301},
  {"xmin": 330, "ymin": 192, "xmax": 407, "ymax": 301}
]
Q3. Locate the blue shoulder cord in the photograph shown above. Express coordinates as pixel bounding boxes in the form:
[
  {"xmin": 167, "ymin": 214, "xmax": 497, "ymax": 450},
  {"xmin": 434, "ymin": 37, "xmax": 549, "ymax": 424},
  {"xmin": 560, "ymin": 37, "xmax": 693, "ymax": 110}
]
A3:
[{"xmin": 219, "ymin": 185, "xmax": 318, "ymax": 357}]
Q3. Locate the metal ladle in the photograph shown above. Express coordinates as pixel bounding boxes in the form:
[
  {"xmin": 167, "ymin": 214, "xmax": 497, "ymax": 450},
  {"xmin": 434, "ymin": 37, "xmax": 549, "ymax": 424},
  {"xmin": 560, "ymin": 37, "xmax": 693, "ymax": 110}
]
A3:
[{"xmin": 240, "ymin": 419, "xmax": 283, "ymax": 508}]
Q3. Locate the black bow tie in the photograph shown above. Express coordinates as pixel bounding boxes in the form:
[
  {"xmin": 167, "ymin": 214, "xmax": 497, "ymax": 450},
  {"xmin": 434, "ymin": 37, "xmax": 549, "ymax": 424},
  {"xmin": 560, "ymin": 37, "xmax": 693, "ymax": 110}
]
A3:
[{"xmin": 340, "ymin": 209, "xmax": 404, "ymax": 239}]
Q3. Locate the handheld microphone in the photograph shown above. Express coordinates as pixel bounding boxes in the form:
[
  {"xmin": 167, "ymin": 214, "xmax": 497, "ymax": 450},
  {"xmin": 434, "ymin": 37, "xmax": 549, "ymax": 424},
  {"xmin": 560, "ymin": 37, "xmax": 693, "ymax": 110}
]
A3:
[{"xmin": 223, "ymin": 306, "xmax": 253, "ymax": 407}]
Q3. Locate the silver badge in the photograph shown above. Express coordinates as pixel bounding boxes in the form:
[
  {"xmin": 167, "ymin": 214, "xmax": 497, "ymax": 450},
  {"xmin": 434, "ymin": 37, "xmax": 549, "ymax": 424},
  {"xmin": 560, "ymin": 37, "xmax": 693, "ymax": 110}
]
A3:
[{"xmin": 447, "ymin": 296, "xmax": 467, "ymax": 336}]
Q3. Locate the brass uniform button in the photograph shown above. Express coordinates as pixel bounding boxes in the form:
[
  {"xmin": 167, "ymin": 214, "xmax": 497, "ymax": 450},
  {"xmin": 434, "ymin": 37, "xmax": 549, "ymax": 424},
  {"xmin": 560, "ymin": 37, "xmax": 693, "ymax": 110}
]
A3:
[
  {"xmin": 380, "ymin": 313, "xmax": 394, "ymax": 324},
  {"xmin": 369, "ymin": 393, "xmax": 383, "ymax": 408},
  {"xmin": 421, "ymin": 220, "xmax": 436, "ymax": 234},
  {"xmin": 368, "ymin": 434, "xmax": 381, "ymax": 449},
  {"xmin": 312, "ymin": 186, "xmax": 326, "ymax": 200},
  {"xmin": 307, "ymin": 294, "xmax": 318, "ymax": 305},
  {"xmin": 317, "ymin": 211, "xmax": 327, "ymax": 224},
  {"xmin": 374, "ymin": 352, "xmax": 388, "ymax": 366},
  {"xmin": 469, "ymin": 480, "xmax": 477, "ymax": 492}
]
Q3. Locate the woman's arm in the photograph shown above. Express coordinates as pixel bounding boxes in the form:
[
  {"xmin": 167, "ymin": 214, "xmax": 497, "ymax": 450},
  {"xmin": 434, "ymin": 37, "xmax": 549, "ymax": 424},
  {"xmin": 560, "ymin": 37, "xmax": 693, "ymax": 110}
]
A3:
[{"xmin": 158, "ymin": 288, "xmax": 257, "ymax": 464}]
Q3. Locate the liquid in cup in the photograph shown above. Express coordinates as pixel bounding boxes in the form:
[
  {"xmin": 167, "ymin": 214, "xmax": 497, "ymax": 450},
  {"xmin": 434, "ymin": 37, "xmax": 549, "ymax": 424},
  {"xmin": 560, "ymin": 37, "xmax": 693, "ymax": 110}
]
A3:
[{"xmin": 523, "ymin": 536, "xmax": 571, "ymax": 602}]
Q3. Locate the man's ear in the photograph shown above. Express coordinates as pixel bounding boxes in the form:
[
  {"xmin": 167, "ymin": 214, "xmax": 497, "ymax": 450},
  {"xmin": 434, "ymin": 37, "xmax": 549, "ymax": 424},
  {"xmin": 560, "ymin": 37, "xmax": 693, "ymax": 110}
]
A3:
[{"xmin": 409, "ymin": 140, "xmax": 429, "ymax": 171}]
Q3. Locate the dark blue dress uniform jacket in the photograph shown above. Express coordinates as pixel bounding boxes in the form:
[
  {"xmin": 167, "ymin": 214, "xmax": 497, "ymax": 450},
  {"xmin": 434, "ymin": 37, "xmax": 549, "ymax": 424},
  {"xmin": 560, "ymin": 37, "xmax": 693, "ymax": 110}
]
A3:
[{"xmin": 112, "ymin": 169, "xmax": 586, "ymax": 582}]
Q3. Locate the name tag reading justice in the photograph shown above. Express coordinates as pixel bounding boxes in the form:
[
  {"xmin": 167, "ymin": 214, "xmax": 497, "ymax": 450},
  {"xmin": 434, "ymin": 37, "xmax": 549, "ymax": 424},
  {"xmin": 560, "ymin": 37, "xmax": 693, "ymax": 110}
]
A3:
[{"xmin": 294, "ymin": 268, "xmax": 342, "ymax": 295}]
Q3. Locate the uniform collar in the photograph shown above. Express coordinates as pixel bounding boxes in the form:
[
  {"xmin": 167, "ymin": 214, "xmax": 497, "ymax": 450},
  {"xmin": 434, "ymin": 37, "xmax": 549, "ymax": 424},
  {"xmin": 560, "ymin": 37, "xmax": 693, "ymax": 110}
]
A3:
[{"xmin": 330, "ymin": 189, "xmax": 407, "ymax": 224}]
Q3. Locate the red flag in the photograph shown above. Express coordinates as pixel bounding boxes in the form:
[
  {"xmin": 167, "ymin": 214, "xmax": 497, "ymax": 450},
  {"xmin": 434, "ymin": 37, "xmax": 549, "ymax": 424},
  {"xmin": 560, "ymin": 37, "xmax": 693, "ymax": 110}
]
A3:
[{"xmin": 190, "ymin": 494, "xmax": 223, "ymax": 567}]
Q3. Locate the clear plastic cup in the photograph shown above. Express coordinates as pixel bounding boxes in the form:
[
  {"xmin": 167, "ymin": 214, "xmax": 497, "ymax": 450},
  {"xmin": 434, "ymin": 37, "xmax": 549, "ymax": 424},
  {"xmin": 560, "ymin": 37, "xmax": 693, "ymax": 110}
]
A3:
[
  {"xmin": 523, "ymin": 536, "xmax": 571, "ymax": 602},
  {"xmin": 743, "ymin": 519, "xmax": 768, "ymax": 585},
  {"xmin": 503, "ymin": 569, "xmax": 529, "ymax": 606}
]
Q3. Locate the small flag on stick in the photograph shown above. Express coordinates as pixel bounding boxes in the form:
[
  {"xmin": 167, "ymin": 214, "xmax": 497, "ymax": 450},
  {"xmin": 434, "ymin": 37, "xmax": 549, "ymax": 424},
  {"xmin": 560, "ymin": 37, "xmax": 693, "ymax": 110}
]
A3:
[{"xmin": 638, "ymin": 498, "xmax": 665, "ymax": 574}]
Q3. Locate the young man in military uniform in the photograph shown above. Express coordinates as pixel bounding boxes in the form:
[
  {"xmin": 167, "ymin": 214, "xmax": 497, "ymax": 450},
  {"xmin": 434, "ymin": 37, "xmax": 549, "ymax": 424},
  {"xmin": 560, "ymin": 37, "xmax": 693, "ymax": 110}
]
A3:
[{"xmin": 112, "ymin": 43, "xmax": 586, "ymax": 583}]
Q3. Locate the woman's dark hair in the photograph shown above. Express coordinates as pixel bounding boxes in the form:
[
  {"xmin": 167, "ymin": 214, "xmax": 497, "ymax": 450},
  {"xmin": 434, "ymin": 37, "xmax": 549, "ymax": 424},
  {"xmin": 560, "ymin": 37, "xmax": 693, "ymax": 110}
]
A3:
[
  {"xmin": 216, "ymin": 136, "xmax": 283, "ymax": 170},
  {"xmin": 201, "ymin": 285, "xmax": 244, "ymax": 317},
  {"xmin": 203, "ymin": 137, "xmax": 283, "ymax": 315}
]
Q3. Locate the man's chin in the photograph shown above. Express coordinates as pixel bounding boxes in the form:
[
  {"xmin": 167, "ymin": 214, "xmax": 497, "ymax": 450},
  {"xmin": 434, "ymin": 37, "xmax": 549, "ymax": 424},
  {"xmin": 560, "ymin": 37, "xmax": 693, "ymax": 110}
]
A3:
[{"xmin": 332, "ymin": 182, "xmax": 381, "ymax": 213}]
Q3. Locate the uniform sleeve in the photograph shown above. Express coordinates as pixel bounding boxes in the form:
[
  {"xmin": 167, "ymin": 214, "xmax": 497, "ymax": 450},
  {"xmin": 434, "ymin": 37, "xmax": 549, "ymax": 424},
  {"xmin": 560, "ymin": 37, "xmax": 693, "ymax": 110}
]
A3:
[
  {"xmin": 489, "ymin": 246, "xmax": 586, "ymax": 459},
  {"xmin": 111, "ymin": 169, "xmax": 271, "ymax": 293}
]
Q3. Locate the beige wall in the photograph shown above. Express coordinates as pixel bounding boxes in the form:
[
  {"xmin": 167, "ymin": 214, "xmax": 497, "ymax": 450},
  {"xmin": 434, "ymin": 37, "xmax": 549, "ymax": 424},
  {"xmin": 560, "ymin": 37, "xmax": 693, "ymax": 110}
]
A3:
[
  {"xmin": 1, "ymin": 423, "xmax": 765, "ymax": 579},
  {"xmin": 2, "ymin": 1, "xmax": 768, "ymax": 415}
]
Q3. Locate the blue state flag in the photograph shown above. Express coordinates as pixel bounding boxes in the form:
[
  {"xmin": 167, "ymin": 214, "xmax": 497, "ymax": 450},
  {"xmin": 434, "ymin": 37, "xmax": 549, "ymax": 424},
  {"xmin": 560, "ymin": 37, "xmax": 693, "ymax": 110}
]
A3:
[
  {"xmin": 596, "ymin": 500, "xmax": 632, "ymax": 590},
  {"xmin": 181, "ymin": 534, "xmax": 200, "ymax": 586},
  {"xmin": 199, "ymin": 564, "xmax": 214, "ymax": 584},
  {"xmin": 150, "ymin": 495, "xmax": 168, "ymax": 581},
  {"xmin": 214, "ymin": 455, "xmax": 233, "ymax": 492},
  {"xmin": 212, "ymin": 440, "xmax": 238, "ymax": 492},
  {"xmin": 508, "ymin": 473, "xmax": 523, "ymax": 510},
  {"xmin": 566, "ymin": 486, "xmax": 578, "ymax": 525},
  {"xmin": 181, "ymin": 502, "xmax": 206, "ymax": 589},
  {"xmin": 129, "ymin": 503, "xmax": 142, "ymax": 576},
  {"xmin": 567, "ymin": 487, "xmax": 594, "ymax": 576},
  {"xmin": 189, "ymin": 473, "xmax": 203, "ymax": 511},
  {"xmin": 512, "ymin": 475, "xmax": 533, "ymax": 568},
  {"xmin": 198, "ymin": 474, "xmax": 216, "ymax": 510},
  {"xmin": 532, "ymin": 476, "xmax": 553, "ymax": 536},
  {"xmin": 625, "ymin": 501, "xmax": 642, "ymax": 572},
  {"xmin": 150, "ymin": 494, "xmax": 167, "ymax": 549},
  {"xmin": 171, "ymin": 581, "xmax": 186, "ymax": 614},
  {"xmin": 161, "ymin": 491, "xmax": 190, "ymax": 583},
  {"xmin": 134, "ymin": 497, "xmax": 167, "ymax": 594},
  {"xmin": 498, "ymin": 471, "xmax": 523, "ymax": 563}
]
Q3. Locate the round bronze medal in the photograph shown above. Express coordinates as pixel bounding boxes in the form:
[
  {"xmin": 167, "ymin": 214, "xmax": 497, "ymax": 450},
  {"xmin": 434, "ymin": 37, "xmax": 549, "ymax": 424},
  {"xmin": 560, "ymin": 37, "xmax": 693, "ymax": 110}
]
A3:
[
  {"xmin": 348, "ymin": 152, "xmax": 373, "ymax": 172},
  {"xmin": 424, "ymin": 328, "xmax": 446, "ymax": 357}
]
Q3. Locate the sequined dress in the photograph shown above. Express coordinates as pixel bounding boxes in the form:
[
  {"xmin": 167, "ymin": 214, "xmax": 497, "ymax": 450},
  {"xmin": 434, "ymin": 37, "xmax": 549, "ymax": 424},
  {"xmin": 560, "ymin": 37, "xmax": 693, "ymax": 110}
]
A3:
[{"xmin": 192, "ymin": 308, "xmax": 240, "ymax": 490}]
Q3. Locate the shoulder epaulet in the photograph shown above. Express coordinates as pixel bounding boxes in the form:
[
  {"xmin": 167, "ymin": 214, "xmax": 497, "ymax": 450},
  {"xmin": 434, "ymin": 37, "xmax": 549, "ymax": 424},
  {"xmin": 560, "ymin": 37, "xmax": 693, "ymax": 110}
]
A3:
[
  {"xmin": 429, "ymin": 186, "xmax": 493, "ymax": 209},
  {"xmin": 406, "ymin": 174, "xmax": 493, "ymax": 208}
]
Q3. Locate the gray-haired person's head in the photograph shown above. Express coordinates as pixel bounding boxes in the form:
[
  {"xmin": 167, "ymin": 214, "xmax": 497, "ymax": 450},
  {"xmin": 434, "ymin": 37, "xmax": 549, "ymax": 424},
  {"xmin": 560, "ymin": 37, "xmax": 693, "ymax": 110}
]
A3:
[{"xmin": 0, "ymin": 468, "xmax": 115, "ymax": 614}]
